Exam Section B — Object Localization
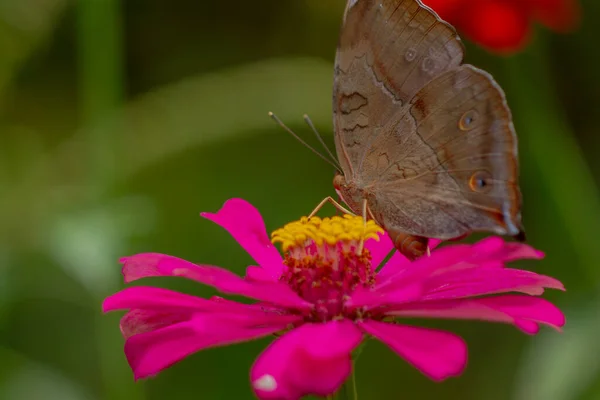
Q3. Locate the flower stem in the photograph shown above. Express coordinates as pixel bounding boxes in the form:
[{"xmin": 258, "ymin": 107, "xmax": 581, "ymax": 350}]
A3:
[
  {"xmin": 327, "ymin": 374, "xmax": 353, "ymax": 399},
  {"xmin": 350, "ymin": 361, "xmax": 359, "ymax": 400},
  {"xmin": 329, "ymin": 338, "xmax": 369, "ymax": 399},
  {"xmin": 331, "ymin": 367, "xmax": 358, "ymax": 400},
  {"xmin": 77, "ymin": 0, "xmax": 125, "ymax": 192}
]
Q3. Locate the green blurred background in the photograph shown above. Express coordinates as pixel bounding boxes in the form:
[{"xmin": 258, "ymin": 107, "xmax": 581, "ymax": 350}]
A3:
[{"xmin": 1, "ymin": 0, "xmax": 599, "ymax": 399}]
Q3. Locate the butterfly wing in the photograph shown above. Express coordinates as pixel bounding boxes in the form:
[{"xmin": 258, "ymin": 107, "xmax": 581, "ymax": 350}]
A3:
[
  {"xmin": 334, "ymin": 0, "xmax": 522, "ymax": 240},
  {"xmin": 368, "ymin": 65, "xmax": 522, "ymax": 239},
  {"xmin": 333, "ymin": 0, "xmax": 465, "ymax": 180}
]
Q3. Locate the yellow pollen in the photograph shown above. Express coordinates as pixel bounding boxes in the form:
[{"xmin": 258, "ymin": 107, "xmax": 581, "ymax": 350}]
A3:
[{"xmin": 271, "ymin": 214, "xmax": 384, "ymax": 251}]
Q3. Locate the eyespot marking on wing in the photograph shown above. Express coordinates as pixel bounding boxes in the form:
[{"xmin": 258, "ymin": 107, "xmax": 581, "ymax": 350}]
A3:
[
  {"xmin": 405, "ymin": 47, "xmax": 418, "ymax": 62},
  {"xmin": 459, "ymin": 110, "xmax": 479, "ymax": 131},
  {"xmin": 421, "ymin": 57, "xmax": 438, "ymax": 75},
  {"xmin": 469, "ymin": 170, "xmax": 493, "ymax": 193}
]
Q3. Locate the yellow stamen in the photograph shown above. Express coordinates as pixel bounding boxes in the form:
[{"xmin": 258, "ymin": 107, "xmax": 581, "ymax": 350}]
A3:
[{"xmin": 271, "ymin": 214, "xmax": 384, "ymax": 251}]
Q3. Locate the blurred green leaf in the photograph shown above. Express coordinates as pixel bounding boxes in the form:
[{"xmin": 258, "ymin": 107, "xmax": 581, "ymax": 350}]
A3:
[
  {"xmin": 0, "ymin": 0, "xmax": 67, "ymax": 102},
  {"xmin": 101, "ymin": 56, "xmax": 333, "ymax": 179},
  {"xmin": 46, "ymin": 196, "xmax": 157, "ymax": 294},
  {"xmin": 2, "ymin": 57, "xmax": 333, "ymax": 249},
  {"xmin": 0, "ymin": 346, "xmax": 96, "ymax": 400},
  {"xmin": 76, "ymin": 0, "xmax": 125, "ymax": 190},
  {"xmin": 502, "ymin": 41, "xmax": 600, "ymax": 283},
  {"xmin": 3, "ymin": 364, "xmax": 96, "ymax": 400},
  {"xmin": 514, "ymin": 298, "xmax": 600, "ymax": 400},
  {"xmin": 0, "ymin": 249, "xmax": 14, "ymax": 323}
]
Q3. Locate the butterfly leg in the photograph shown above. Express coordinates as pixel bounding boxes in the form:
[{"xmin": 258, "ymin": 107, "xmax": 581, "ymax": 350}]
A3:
[
  {"xmin": 387, "ymin": 229, "xmax": 429, "ymax": 261},
  {"xmin": 357, "ymin": 199, "xmax": 368, "ymax": 254},
  {"xmin": 308, "ymin": 196, "xmax": 355, "ymax": 218}
]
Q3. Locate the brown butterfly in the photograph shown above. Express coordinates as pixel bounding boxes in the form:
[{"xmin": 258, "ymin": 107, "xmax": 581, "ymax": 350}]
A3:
[{"xmin": 324, "ymin": 0, "xmax": 525, "ymax": 260}]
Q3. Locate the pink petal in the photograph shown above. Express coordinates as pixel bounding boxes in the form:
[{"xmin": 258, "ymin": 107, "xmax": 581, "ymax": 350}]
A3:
[
  {"xmin": 386, "ymin": 295, "xmax": 565, "ymax": 334},
  {"xmin": 103, "ymin": 286, "xmax": 298, "ymax": 319},
  {"xmin": 126, "ymin": 314, "xmax": 284, "ymax": 380},
  {"xmin": 245, "ymin": 265, "xmax": 278, "ymax": 282},
  {"xmin": 104, "ymin": 286, "xmax": 237, "ymax": 313},
  {"xmin": 376, "ymin": 252, "xmax": 411, "ymax": 281},
  {"xmin": 120, "ymin": 254, "xmax": 311, "ymax": 309},
  {"xmin": 208, "ymin": 296, "xmax": 290, "ymax": 316},
  {"xmin": 358, "ymin": 320, "xmax": 467, "ymax": 381},
  {"xmin": 365, "ymin": 232, "xmax": 394, "ymax": 269},
  {"xmin": 469, "ymin": 237, "xmax": 544, "ymax": 262},
  {"xmin": 201, "ymin": 198, "xmax": 284, "ymax": 279},
  {"xmin": 423, "ymin": 268, "xmax": 565, "ymax": 300},
  {"xmin": 120, "ymin": 309, "xmax": 191, "ymax": 339},
  {"xmin": 429, "ymin": 239, "xmax": 442, "ymax": 248},
  {"xmin": 375, "ymin": 244, "xmax": 475, "ymax": 291},
  {"xmin": 251, "ymin": 320, "xmax": 363, "ymax": 399},
  {"xmin": 352, "ymin": 245, "xmax": 474, "ymax": 309},
  {"xmin": 348, "ymin": 281, "xmax": 424, "ymax": 310},
  {"xmin": 376, "ymin": 239, "xmax": 443, "ymax": 281},
  {"xmin": 103, "ymin": 287, "xmax": 301, "ymax": 339},
  {"xmin": 371, "ymin": 238, "xmax": 554, "ymax": 308}
]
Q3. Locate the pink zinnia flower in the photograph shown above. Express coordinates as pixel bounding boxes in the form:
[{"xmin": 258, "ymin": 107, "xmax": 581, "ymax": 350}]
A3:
[{"xmin": 103, "ymin": 198, "xmax": 565, "ymax": 399}]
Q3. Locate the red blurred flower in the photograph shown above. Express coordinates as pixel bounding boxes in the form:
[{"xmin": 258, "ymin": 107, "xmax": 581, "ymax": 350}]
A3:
[{"xmin": 422, "ymin": 0, "xmax": 580, "ymax": 53}]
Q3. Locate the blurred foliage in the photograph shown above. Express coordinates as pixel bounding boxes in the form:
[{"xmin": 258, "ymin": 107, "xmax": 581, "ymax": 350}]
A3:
[{"xmin": 1, "ymin": 1, "xmax": 599, "ymax": 399}]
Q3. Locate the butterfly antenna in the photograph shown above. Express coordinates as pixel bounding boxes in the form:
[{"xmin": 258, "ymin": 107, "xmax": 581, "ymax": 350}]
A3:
[
  {"xmin": 303, "ymin": 114, "xmax": 341, "ymax": 170},
  {"xmin": 268, "ymin": 112, "xmax": 341, "ymax": 172}
]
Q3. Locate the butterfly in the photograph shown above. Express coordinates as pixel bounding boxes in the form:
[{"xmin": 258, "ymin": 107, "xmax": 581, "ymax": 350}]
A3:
[{"xmin": 325, "ymin": 0, "xmax": 524, "ymax": 260}]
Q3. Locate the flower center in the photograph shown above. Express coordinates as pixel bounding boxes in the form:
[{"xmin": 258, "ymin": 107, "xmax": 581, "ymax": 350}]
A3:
[{"xmin": 271, "ymin": 214, "xmax": 383, "ymax": 322}]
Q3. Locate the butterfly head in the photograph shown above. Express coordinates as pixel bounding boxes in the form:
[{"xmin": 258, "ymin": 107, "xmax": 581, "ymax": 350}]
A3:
[
  {"xmin": 333, "ymin": 172, "xmax": 352, "ymax": 207},
  {"xmin": 333, "ymin": 172, "xmax": 365, "ymax": 217},
  {"xmin": 333, "ymin": 172, "xmax": 347, "ymax": 191},
  {"xmin": 333, "ymin": 172, "xmax": 354, "ymax": 200}
]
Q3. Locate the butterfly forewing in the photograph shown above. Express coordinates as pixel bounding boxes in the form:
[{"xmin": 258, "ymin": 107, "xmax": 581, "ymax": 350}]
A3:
[
  {"xmin": 334, "ymin": 0, "xmax": 464, "ymax": 180},
  {"xmin": 333, "ymin": 0, "xmax": 523, "ymax": 241}
]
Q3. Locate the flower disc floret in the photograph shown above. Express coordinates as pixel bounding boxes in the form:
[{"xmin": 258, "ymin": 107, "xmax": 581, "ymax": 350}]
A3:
[
  {"xmin": 272, "ymin": 215, "xmax": 384, "ymax": 322},
  {"xmin": 271, "ymin": 214, "xmax": 383, "ymax": 251}
]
